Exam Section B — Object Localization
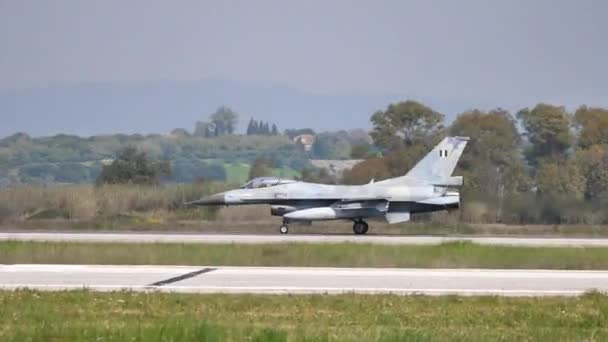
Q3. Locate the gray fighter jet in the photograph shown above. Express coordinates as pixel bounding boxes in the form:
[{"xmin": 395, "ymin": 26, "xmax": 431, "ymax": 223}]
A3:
[{"xmin": 189, "ymin": 136, "xmax": 469, "ymax": 234}]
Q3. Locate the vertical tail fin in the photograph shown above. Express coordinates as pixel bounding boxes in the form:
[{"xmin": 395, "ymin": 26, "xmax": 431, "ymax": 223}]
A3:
[{"xmin": 405, "ymin": 136, "xmax": 469, "ymax": 182}]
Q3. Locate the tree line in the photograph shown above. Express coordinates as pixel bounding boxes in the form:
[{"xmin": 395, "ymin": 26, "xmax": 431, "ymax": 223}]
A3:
[
  {"xmin": 189, "ymin": 106, "xmax": 280, "ymax": 137},
  {"xmin": 193, "ymin": 106, "xmax": 239, "ymax": 137},
  {"xmin": 7, "ymin": 99, "xmax": 608, "ymax": 226},
  {"xmin": 343, "ymin": 100, "xmax": 608, "ymax": 225},
  {"xmin": 246, "ymin": 118, "xmax": 279, "ymax": 136}
]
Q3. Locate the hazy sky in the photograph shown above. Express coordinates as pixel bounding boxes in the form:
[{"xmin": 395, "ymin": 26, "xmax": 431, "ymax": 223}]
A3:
[{"xmin": 1, "ymin": 0, "xmax": 607, "ymax": 107}]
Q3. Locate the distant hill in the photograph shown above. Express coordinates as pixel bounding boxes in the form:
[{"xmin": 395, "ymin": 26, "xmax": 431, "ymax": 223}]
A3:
[{"xmin": 0, "ymin": 79, "xmax": 404, "ymax": 137}]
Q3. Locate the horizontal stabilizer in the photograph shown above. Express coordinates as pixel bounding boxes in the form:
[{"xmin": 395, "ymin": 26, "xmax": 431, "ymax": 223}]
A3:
[
  {"xmin": 417, "ymin": 192, "xmax": 460, "ymax": 206},
  {"xmin": 340, "ymin": 197, "xmax": 387, "ymax": 203},
  {"xmin": 385, "ymin": 212, "xmax": 411, "ymax": 224},
  {"xmin": 432, "ymin": 176, "xmax": 463, "ymax": 187}
]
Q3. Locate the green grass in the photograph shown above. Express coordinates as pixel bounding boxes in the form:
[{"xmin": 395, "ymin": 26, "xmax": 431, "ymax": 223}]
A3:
[
  {"xmin": 3, "ymin": 241, "xmax": 608, "ymax": 269},
  {"xmin": 223, "ymin": 163, "xmax": 250, "ymax": 183},
  {"xmin": 1, "ymin": 290, "xmax": 608, "ymax": 341},
  {"xmin": 272, "ymin": 166, "xmax": 301, "ymax": 179}
]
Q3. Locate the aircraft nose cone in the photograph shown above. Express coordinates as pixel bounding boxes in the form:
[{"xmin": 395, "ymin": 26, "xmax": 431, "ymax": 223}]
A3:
[{"xmin": 187, "ymin": 192, "xmax": 226, "ymax": 205}]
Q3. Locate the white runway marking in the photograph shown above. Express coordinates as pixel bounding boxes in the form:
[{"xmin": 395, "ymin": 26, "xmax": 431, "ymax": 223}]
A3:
[
  {"xmin": 2, "ymin": 232, "xmax": 608, "ymax": 247},
  {"xmin": 1, "ymin": 265, "xmax": 607, "ymax": 297}
]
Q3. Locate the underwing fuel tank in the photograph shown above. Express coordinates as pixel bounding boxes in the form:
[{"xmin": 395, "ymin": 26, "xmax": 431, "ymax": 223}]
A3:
[
  {"xmin": 270, "ymin": 205, "xmax": 299, "ymax": 216},
  {"xmin": 284, "ymin": 207, "xmax": 338, "ymax": 220},
  {"xmin": 284, "ymin": 207, "xmax": 384, "ymax": 221}
]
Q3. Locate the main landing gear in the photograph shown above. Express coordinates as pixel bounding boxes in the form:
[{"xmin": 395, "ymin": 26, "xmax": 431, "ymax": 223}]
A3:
[
  {"xmin": 279, "ymin": 219, "xmax": 369, "ymax": 235},
  {"xmin": 353, "ymin": 219, "xmax": 369, "ymax": 235}
]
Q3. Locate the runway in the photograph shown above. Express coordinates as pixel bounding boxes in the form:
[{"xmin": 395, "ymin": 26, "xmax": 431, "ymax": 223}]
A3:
[
  {"xmin": 2, "ymin": 232, "xmax": 608, "ymax": 247},
  {"xmin": 0, "ymin": 232, "xmax": 608, "ymax": 247},
  {"xmin": 2, "ymin": 264, "xmax": 608, "ymax": 296}
]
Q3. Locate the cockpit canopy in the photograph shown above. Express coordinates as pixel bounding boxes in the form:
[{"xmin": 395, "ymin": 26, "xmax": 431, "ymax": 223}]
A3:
[{"xmin": 239, "ymin": 177, "xmax": 297, "ymax": 189}]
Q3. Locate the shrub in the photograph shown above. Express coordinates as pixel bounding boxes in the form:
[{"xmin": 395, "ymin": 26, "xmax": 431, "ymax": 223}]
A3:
[{"xmin": 96, "ymin": 147, "xmax": 170, "ymax": 185}]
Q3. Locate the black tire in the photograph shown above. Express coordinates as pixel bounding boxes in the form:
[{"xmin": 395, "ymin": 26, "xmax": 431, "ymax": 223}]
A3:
[
  {"xmin": 279, "ymin": 225, "xmax": 289, "ymax": 234},
  {"xmin": 353, "ymin": 221, "xmax": 368, "ymax": 235}
]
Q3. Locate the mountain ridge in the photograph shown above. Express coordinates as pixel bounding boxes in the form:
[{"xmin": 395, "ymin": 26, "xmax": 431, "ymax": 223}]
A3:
[{"xmin": 1, "ymin": 79, "xmax": 409, "ymax": 138}]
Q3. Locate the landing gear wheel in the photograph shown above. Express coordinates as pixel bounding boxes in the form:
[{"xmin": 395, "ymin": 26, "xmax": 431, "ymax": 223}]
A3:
[
  {"xmin": 279, "ymin": 225, "xmax": 289, "ymax": 234},
  {"xmin": 353, "ymin": 220, "xmax": 369, "ymax": 235}
]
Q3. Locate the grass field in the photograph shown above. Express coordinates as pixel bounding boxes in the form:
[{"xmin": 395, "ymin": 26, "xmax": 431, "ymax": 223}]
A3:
[
  {"xmin": 1, "ymin": 290, "xmax": 607, "ymax": 341},
  {"xmin": 223, "ymin": 163, "xmax": 250, "ymax": 184},
  {"xmin": 3, "ymin": 240, "xmax": 608, "ymax": 269},
  {"xmin": 223, "ymin": 163, "xmax": 300, "ymax": 184}
]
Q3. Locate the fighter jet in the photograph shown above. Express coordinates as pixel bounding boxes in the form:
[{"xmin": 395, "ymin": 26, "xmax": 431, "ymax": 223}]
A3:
[{"xmin": 189, "ymin": 136, "xmax": 469, "ymax": 234}]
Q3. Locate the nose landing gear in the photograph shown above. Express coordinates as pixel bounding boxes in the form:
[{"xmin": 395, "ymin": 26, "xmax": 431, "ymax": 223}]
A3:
[
  {"xmin": 279, "ymin": 218, "xmax": 289, "ymax": 234},
  {"xmin": 279, "ymin": 225, "xmax": 289, "ymax": 234},
  {"xmin": 353, "ymin": 219, "xmax": 369, "ymax": 235}
]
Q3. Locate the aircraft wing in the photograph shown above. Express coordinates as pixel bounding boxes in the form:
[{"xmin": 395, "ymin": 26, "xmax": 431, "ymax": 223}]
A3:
[{"xmin": 339, "ymin": 196, "xmax": 388, "ymax": 202}]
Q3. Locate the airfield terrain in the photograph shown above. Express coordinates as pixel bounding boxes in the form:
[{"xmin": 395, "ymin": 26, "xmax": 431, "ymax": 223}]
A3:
[
  {"xmin": 5, "ymin": 231, "xmax": 608, "ymax": 246},
  {"xmin": 3, "ymin": 290, "xmax": 607, "ymax": 341},
  {"xmin": 3, "ymin": 264, "xmax": 608, "ymax": 296},
  {"xmin": 3, "ymin": 221, "xmax": 608, "ymax": 341},
  {"xmin": 2, "ymin": 233, "xmax": 608, "ymax": 340},
  {"xmin": 3, "ymin": 228, "xmax": 608, "ymax": 341},
  {"xmin": 3, "ymin": 232, "xmax": 608, "ymax": 296}
]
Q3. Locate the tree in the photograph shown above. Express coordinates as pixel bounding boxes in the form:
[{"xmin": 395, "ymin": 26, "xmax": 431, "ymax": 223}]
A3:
[
  {"xmin": 450, "ymin": 109, "xmax": 529, "ymax": 193},
  {"xmin": 96, "ymin": 147, "xmax": 170, "ymax": 185},
  {"xmin": 0, "ymin": 132, "xmax": 31, "ymax": 148},
  {"xmin": 246, "ymin": 118, "xmax": 257, "ymax": 135},
  {"xmin": 350, "ymin": 144, "xmax": 371, "ymax": 159},
  {"xmin": 571, "ymin": 106, "xmax": 608, "ymax": 202},
  {"xmin": 261, "ymin": 122, "xmax": 270, "ymax": 135},
  {"xmin": 517, "ymin": 103, "xmax": 572, "ymax": 163},
  {"xmin": 535, "ymin": 159, "xmax": 585, "ymax": 200},
  {"xmin": 382, "ymin": 144, "xmax": 430, "ymax": 178},
  {"xmin": 449, "ymin": 108, "xmax": 531, "ymax": 222},
  {"xmin": 247, "ymin": 118, "xmax": 279, "ymax": 136},
  {"xmin": 573, "ymin": 106, "xmax": 608, "ymax": 148},
  {"xmin": 313, "ymin": 132, "xmax": 351, "ymax": 159},
  {"xmin": 345, "ymin": 129, "xmax": 373, "ymax": 146},
  {"xmin": 576, "ymin": 145, "xmax": 608, "ymax": 201},
  {"xmin": 284, "ymin": 128, "xmax": 315, "ymax": 139},
  {"xmin": 257, "ymin": 121, "xmax": 264, "ymax": 134},
  {"xmin": 55, "ymin": 163, "xmax": 92, "ymax": 183},
  {"xmin": 342, "ymin": 158, "xmax": 390, "ymax": 184},
  {"xmin": 248, "ymin": 158, "xmax": 273, "ymax": 179},
  {"xmin": 19, "ymin": 163, "xmax": 58, "ymax": 183},
  {"xmin": 171, "ymin": 160, "xmax": 227, "ymax": 183},
  {"xmin": 170, "ymin": 128, "xmax": 190, "ymax": 138},
  {"xmin": 299, "ymin": 166, "xmax": 337, "ymax": 184},
  {"xmin": 370, "ymin": 100, "xmax": 444, "ymax": 150},
  {"xmin": 210, "ymin": 106, "xmax": 239, "ymax": 136},
  {"xmin": 193, "ymin": 121, "xmax": 213, "ymax": 137}
]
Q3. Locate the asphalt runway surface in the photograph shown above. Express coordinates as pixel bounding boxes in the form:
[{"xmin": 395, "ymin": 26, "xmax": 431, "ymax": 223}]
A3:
[
  {"xmin": 2, "ymin": 232, "xmax": 608, "ymax": 247},
  {"xmin": 1, "ymin": 265, "xmax": 608, "ymax": 296}
]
